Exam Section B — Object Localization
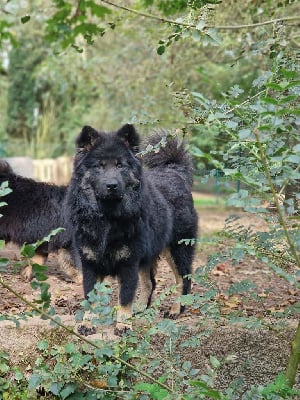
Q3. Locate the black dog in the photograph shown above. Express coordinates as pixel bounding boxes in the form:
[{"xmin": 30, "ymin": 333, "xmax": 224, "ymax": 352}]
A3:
[
  {"xmin": 0, "ymin": 161, "xmax": 80, "ymax": 282},
  {"xmin": 65, "ymin": 124, "xmax": 198, "ymax": 334}
]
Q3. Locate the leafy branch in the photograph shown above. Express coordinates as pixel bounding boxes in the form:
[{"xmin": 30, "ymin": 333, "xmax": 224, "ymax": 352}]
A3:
[
  {"xmin": 253, "ymin": 128, "xmax": 299, "ymax": 268},
  {"xmin": 0, "ymin": 276, "xmax": 174, "ymax": 394},
  {"xmin": 100, "ymin": 0, "xmax": 300, "ymax": 30}
]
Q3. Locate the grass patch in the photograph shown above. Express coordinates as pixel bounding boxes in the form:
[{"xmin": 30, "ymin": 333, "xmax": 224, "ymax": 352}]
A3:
[{"xmin": 193, "ymin": 196, "xmax": 226, "ymax": 208}]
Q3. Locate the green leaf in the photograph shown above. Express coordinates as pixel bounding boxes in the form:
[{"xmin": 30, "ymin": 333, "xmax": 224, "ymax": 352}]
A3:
[
  {"xmin": 180, "ymin": 294, "xmax": 195, "ymax": 306},
  {"xmin": 196, "ymin": 20, "xmax": 206, "ymax": 31},
  {"xmin": 134, "ymin": 383, "xmax": 169, "ymax": 399},
  {"xmin": 157, "ymin": 45, "xmax": 165, "ymax": 55},
  {"xmin": 60, "ymin": 383, "xmax": 77, "ymax": 399},
  {"xmin": 192, "ymin": 29, "xmax": 201, "ymax": 42},
  {"xmin": 14, "ymin": 370, "xmax": 24, "ymax": 381},
  {"xmin": 21, "ymin": 243, "xmax": 36, "ymax": 258},
  {"xmin": 286, "ymin": 154, "xmax": 300, "ymax": 164},
  {"xmin": 37, "ymin": 339, "xmax": 49, "ymax": 351},
  {"xmin": 293, "ymin": 144, "xmax": 300, "ymax": 152},
  {"xmin": 261, "ymin": 96, "xmax": 278, "ymax": 105},
  {"xmin": 86, "ymin": 1, "xmax": 112, "ymax": 17},
  {"xmin": 226, "ymin": 280, "xmax": 257, "ymax": 296},
  {"xmin": 279, "ymin": 94, "xmax": 298, "ymax": 104},
  {"xmin": 279, "ymin": 68, "xmax": 297, "ymax": 79},
  {"xmin": 94, "ymin": 347, "xmax": 114, "ymax": 358},
  {"xmin": 21, "ymin": 15, "xmax": 30, "ymax": 24},
  {"xmin": 73, "ymin": 23, "xmax": 99, "ymax": 36},
  {"xmin": 210, "ymin": 355, "xmax": 221, "ymax": 369},
  {"xmin": 238, "ymin": 129, "xmax": 252, "ymax": 140},
  {"xmin": 206, "ymin": 28, "xmax": 221, "ymax": 45},
  {"xmin": 189, "ymin": 380, "xmax": 223, "ymax": 399},
  {"xmin": 50, "ymin": 381, "xmax": 63, "ymax": 396},
  {"xmin": 265, "ymin": 82, "xmax": 284, "ymax": 91},
  {"xmin": 28, "ymin": 373, "xmax": 42, "ymax": 390},
  {"xmin": 0, "ymin": 257, "xmax": 9, "ymax": 271},
  {"xmin": 42, "ymin": 227, "xmax": 64, "ymax": 243},
  {"xmin": 225, "ymin": 120, "xmax": 238, "ymax": 129},
  {"xmin": 64, "ymin": 343, "xmax": 77, "ymax": 354}
]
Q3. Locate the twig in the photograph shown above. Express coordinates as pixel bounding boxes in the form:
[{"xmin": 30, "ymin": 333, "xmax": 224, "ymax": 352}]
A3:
[{"xmin": 225, "ymin": 89, "xmax": 266, "ymax": 115}]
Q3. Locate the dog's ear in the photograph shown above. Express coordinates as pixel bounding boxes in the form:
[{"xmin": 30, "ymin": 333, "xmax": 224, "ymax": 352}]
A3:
[
  {"xmin": 76, "ymin": 126, "xmax": 99, "ymax": 150},
  {"xmin": 116, "ymin": 124, "xmax": 140, "ymax": 153}
]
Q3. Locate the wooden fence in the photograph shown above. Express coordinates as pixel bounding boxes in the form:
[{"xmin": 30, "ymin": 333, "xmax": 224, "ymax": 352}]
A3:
[
  {"xmin": 4, "ymin": 156, "xmax": 73, "ymax": 185},
  {"xmin": 33, "ymin": 156, "xmax": 73, "ymax": 185}
]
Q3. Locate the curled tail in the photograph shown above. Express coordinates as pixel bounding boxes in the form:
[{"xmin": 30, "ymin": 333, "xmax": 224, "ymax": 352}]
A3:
[
  {"xmin": 0, "ymin": 160, "xmax": 13, "ymax": 178},
  {"xmin": 141, "ymin": 130, "xmax": 194, "ymax": 186}
]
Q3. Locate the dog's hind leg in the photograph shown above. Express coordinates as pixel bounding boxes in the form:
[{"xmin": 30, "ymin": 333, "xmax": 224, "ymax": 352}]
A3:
[
  {"xmin": 163, "ymin": 245, "xmax": 193, "ymax": 318},
  {"xmin": 135, "ymin": 261, "xmax": 157, "ymax": 313},
  {"xmin": 57, "ymin": 248, "xmax": 82, "ymax": 284}
]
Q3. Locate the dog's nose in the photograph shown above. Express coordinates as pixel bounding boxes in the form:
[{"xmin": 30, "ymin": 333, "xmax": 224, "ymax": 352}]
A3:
[{"xmin": 107, "ymin": 183, "xmax": 118, "ymax": 191}]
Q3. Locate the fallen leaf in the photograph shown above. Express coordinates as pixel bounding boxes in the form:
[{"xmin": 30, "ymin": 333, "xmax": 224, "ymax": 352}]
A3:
[
  {"xmin": 257, "ymin": 293, "xmax": 268, "ymax": 298},
  {"xmin": 89, "ymin": 380, "xmax": 109, "ymax": 389},
  {"xmin": 216, "ymin": 263, "xmax": 228, "ymax": 273},
  {"xmin": 288, "ymin": 289, "xmax": 298, "ymax": 296}
]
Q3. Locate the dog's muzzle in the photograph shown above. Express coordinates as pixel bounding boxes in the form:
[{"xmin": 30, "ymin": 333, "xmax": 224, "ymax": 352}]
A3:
[{"xmin": 105, "ymin": 183, "xmax": 124, "ymax": 200}]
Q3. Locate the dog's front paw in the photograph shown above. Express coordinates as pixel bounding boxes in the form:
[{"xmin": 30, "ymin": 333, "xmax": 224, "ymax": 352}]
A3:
[
  {"xmin": 20, "ymin": 265, "xmax": 33, "ymax": 282},
  {"xmin": 164, "ymin": 301, "xmax": 183, "ymax": 319},
  {"xmin": 163, "ymin": 310, "xmax": 180, "ymax": 319},
  {"xmin": 114, "ymin": 322, "xmax": 132, "ymax": 336}
]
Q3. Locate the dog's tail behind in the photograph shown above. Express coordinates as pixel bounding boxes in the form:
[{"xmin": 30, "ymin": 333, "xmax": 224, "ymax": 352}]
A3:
[
  {"xmin": 0, "ymin": 160, "xmax": 13, "ymax": 178},
  {"xmin": 141, "ymin": 130, "xmax": 194, "ymax": 186}
]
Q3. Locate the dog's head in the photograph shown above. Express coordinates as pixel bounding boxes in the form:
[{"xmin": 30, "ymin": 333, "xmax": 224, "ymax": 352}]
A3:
[
  {"xmin": 73, "ymin": 124, "xmax": 143, "ymax": 215},
  {"xmin": 76, "ymin": 124, "xmax": 140, "ymax": 154}
]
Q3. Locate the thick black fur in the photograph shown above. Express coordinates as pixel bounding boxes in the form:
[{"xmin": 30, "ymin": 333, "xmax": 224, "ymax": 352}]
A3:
[
  {"xmin": 0, "ymin": 160, "xmax": 71, "ymax": 259},
  {"xmin": 65, "ymin": 124, "xmax": 198, "ymax": 328}
]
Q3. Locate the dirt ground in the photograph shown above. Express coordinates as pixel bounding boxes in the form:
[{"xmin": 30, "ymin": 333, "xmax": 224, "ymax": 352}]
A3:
[{"xmin": 0, "ymin": 202, "xmax": 299, "ymax": 391}]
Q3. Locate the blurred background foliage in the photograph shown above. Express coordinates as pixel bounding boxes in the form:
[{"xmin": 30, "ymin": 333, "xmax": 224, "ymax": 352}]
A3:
[{"xmin": 0, "ymin": 0, "xmax": 299, "ymax": 161}]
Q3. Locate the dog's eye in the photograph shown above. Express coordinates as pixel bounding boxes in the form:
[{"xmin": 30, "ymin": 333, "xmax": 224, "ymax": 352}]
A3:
[
  {"xmin": 116, "ymin": 162, "xmax": 123, "ymax": 169},
  {"xmin": 99, "ymin": 162, "xmax": 106, "ymax": 169}
]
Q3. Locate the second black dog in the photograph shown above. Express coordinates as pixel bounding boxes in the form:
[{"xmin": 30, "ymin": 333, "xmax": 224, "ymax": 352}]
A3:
[{"xmin": 0, "ymin": 161, "xmax": 80, "ymax": 282}]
